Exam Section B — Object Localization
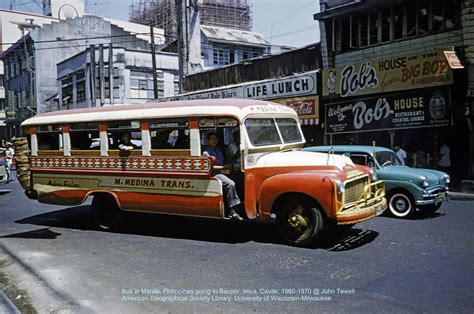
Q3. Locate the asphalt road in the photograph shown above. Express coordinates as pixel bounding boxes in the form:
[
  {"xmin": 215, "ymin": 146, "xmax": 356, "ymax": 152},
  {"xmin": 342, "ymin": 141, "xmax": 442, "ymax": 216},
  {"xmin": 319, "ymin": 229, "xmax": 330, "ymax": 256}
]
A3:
[{"xmin": 0, "ymin": 180, "xmax": 473, "ymax": 313}]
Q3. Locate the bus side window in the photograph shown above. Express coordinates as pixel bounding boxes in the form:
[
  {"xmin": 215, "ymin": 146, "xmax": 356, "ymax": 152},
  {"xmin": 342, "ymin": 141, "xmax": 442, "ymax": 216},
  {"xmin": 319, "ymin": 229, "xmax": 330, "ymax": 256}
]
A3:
[
  {"xmin": 199, "ymin": 117, "xmax": 239, "ymax": 158},
  {"xmin": 69, "ymin": 123, "xmax": 99, "ymax": 150},
  {"xmin": 36, "ymin": 125, "xmax": 62, "ymax": 150},
  {"xmin": 106, "ymin": 121, "xmax": 142, "ymax": 150},
  {"xmin": 149, "ymin": 119, "xmax": 189, "ymax": 150}
]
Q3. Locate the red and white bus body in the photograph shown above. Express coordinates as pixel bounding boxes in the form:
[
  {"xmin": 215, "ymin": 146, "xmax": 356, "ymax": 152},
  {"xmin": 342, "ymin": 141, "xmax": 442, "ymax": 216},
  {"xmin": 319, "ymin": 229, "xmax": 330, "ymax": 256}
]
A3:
[{"xmin": 20, "ymin": 99, "xmax": 386, "ymax": 246}]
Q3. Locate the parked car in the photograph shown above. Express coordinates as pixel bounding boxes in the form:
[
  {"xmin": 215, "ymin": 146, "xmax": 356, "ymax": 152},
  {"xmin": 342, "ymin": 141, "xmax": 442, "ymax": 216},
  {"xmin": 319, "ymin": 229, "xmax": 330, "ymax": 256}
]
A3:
[{"xmin": 303, "ymin": 145, "xmax": 449, "ymax": 218}]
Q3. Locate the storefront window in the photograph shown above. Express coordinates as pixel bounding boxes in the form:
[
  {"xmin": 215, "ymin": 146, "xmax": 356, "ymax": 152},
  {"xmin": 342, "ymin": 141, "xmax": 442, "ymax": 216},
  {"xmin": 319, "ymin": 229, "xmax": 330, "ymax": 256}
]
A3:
[
  {"xmin": 445, "ymin": 0, "xmax": 460, "ymax": 29},
  {"xmin": 393, "ymin": 4, "xmax": 404, "ymax": 40},
  {"xmin": 381, "ymin": 7, "xmax": 391, "ymax": 42},
  {"xmin": 350, "ymin": 15, "xmax": 359, "ymax": 48},
  {"xmin": 359, "ymin": 14, "xmax": 369, "ymax": 47},
  {"xmin": 406, "ymin": 1, "xmax": 417, "ymax": 37},
  {"xmin": 369, "ymin": 12, "xmax": 378, "ymax": 45},
  {"xmin": 418, "ymin": 0, "xmax": 430, "ymax": 34}
]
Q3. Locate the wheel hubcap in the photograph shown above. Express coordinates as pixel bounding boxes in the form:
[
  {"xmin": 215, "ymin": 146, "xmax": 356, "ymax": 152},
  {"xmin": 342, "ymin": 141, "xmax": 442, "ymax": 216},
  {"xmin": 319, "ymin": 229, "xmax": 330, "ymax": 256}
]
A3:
[
  {"xmin": 288, "ymin": 214, "xmax": 308, "ymax": 229},
  {"xmin": 390, "ymin": 194, "xmax": 412, "ymax": 216},
  {"xmin": 395, "ymin": 198, "xmax": 408, "ymax": 211}
]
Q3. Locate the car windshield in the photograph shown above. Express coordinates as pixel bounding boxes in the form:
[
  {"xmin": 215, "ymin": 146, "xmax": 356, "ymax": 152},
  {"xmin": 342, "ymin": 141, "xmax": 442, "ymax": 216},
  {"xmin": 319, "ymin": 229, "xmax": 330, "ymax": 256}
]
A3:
[
  {"xmin": 245, "ymin": 117, "xmax": 302, "ymax": 146},
  {"xmin": 375, "ymin": 151, "xmax": 403, "ymax": 167}
]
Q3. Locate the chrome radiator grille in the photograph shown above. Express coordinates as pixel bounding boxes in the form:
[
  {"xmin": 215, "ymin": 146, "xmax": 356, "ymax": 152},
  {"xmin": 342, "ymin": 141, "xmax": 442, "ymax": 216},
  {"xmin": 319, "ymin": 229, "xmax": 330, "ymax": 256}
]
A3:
[{"xmin": 344, "ymin": 176, "xmax": 369, "ymax": 204}]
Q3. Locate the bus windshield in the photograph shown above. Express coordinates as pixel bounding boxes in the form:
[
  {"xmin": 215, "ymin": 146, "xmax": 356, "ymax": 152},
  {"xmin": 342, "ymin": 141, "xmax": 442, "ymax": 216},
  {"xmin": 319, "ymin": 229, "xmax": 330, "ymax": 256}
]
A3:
[{"xmin": 245, "ymin": 117, "xmax": 302, "ymax": 146}]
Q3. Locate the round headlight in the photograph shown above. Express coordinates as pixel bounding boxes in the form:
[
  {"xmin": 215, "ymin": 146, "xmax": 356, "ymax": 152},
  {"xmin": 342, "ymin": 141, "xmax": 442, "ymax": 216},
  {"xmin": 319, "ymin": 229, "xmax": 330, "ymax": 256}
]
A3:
[
  {"xmin": 444, "ymin": 174, "xmax": 450, "ymax": 185},
  {"xmin": 420, "ymin": 176, "xmax": 429, "ymax": 188},
  {"xmin": 369, "ymin": 168, "xmax": 377, "ymax": 181},
  {"xmin": 335, "ymin": 180, "xmax": 345, "ymax": 194}
]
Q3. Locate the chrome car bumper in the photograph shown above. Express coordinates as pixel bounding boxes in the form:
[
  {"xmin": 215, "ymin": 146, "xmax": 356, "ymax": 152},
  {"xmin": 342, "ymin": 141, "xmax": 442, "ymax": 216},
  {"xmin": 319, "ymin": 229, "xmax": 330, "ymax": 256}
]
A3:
[{"xmin": 416, "ymin": 189, "xmax": 449, "ymax": 205}]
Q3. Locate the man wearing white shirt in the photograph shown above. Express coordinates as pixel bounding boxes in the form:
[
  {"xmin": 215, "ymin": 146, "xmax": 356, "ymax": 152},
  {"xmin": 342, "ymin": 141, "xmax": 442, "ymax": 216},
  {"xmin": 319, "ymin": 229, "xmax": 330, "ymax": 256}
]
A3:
[
  {"xmin": 394, "ymin": 145, "xmax": 407, "ymax": 166},
  {"xmin": 5, "ymin": 142, "xmax": 14, "ymax": 181}
]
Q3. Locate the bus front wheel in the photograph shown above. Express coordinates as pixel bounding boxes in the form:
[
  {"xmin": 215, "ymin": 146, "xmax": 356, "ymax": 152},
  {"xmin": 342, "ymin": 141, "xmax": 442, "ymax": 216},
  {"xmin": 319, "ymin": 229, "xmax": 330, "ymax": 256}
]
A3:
[
  {"xmin": 91, "ymin": 194, "xmax": 122, "ymax": 232},
  {"xmin": 275, "ymin": 197, "xmax": 324, "ymax": 248}
]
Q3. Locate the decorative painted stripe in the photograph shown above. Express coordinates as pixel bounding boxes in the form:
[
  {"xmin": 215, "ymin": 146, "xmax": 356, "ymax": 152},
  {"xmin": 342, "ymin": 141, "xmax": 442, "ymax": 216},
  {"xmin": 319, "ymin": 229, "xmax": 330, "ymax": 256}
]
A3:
[{"xmin": 31, "ymin": 157, "xmax": 211, "ymax": 172}]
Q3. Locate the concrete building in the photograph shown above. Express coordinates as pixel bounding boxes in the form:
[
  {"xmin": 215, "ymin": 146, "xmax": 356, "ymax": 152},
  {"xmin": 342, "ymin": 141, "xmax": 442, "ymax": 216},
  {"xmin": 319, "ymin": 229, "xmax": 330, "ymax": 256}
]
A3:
[
  {"xmin": 0, "ymin": 9, "xmax": 58, "ymax": 141},
  {"xmin": 172, "ymin": 43, "xmax": 321, "ymax": 143},
  {"xmin": 1, "ymin": 14, "xmax": 165, "ymax": 139},
  {"xmin": 130, "ymin": 0, "xmax": 253, "ymax": 44},
  {"xmin": 200, "ymin": 25, "xmax": 270, "ymax": 70},
  {"xmin": 314, "ymin": 0, "xmax": 474, "ymax": 180},
  {"xmin": 0, "ymin": 0, "xmax": 90, "ymax": 141},
  {"xmin": 57, "ymin": 46, "xmax": 178, "ymax": 109}
]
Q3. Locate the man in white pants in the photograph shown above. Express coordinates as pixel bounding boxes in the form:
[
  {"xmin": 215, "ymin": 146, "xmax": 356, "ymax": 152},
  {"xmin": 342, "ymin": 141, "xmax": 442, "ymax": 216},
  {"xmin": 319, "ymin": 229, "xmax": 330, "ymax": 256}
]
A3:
[{"xmin": 5, "ymin": 142, "xmax": 14, "ymax": 181}]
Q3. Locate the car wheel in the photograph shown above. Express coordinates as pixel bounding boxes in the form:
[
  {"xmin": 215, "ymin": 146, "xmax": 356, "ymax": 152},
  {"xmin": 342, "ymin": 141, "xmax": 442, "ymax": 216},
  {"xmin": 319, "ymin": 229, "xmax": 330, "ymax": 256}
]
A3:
[
  {"xmin": 275, "ymin": 197, "xmax": 324, "ymax": 247},
  {"xmin": 91, "ymin": 194, "xmax": 122, "ymax": 232},
  {"xmin": 421, "ymin": 203, "xmax": 442, "ymax": 214},
  {"xmin": 388, "ymin": 192, "xmax": 414, "ymax": 218}
]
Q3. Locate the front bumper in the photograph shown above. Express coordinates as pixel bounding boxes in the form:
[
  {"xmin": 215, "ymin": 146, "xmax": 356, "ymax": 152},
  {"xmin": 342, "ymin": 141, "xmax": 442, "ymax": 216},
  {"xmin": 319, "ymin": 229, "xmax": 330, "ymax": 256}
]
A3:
[
  {"xmin": 336, "ymin": 180, "xmax": 387, "ymax": 225},
  {"xmin": 415, "ymin": 188, "xmax": 449, "ymax": 206}
]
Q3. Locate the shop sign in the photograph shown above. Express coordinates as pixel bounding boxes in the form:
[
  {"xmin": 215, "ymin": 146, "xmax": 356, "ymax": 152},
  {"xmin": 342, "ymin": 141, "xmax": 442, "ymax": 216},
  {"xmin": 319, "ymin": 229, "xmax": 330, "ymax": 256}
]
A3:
[
  {"xmin": 168, "ymin": 71, "xmax": 318, "ymax": 101},
  {"xmin": 325, "ymin": 88, "xmax": 450, "ymax": 134},
  {"xmin": 242, "ymin": 73, "xmax": 316, "ymax": 99},
  {"xmin": 323, "ymin": 50, "xmax": 453, "ymax": 98},
  {"xmin": 444, "ymin": 51, "xmax": 464, "ymax": 69},
  {"xmin": 271, "ymin": 96, "xmax": 319, "ymax": 125}
]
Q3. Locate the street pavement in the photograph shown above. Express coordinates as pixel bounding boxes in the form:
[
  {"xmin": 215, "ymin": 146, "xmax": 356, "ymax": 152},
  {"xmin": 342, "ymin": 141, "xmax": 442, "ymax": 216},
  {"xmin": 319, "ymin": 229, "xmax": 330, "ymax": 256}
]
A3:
[{"xmin": 0, "ymin": 180, "xmax": 473, "ymax": 313}]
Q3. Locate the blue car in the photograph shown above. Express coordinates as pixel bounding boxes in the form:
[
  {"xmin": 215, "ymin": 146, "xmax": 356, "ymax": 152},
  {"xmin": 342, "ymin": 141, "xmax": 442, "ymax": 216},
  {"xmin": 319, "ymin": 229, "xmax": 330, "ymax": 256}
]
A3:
[{"xmin": 303, "ymin": 146, "xmax": 449, "ymax": 218}]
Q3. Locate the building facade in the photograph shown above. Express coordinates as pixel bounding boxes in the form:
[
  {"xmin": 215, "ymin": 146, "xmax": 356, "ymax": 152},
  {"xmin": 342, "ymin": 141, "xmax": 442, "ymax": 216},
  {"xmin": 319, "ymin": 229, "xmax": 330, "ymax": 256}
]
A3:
[
  {"xmin": 1, "ymin": 15, "xmax": 165, "ymax": 139},
  {"xmin": 314, "ymin": 0, "xmax": 474, "ymax": 181},
  {"xmin": 174, "ymin": 43, "xmax": 321, "ymax": 142},
  {"xmin": 200, "ymin": 25, "xmax": 270, "ymax": 70},
  {"xmin": 57, "ymin": 46, "xmax": 178, "ymax": 109},
  {"xmin": 0, "ymin": 9, "xmax": 59, "ymax": 141}
]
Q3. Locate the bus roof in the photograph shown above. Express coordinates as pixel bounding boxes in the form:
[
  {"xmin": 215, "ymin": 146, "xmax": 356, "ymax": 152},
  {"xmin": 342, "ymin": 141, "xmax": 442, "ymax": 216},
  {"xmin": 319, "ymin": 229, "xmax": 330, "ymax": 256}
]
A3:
[{"xmin": 22, "ymin": 99, "xmax": 297, "ymax": 127}]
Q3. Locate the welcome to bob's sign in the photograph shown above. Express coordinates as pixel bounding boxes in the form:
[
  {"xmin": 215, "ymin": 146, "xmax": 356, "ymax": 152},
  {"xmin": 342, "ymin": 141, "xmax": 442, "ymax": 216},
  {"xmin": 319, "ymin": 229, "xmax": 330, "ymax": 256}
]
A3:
[{"xmin": 322, "ymin": 50, "xmax": 453, "ymax": 98}]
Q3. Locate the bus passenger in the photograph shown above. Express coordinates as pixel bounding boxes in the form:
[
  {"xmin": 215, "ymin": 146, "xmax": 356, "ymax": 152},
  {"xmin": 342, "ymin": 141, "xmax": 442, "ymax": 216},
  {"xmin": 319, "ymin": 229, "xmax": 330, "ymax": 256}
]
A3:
[
  {"xmin": 118, "ymin": 131, "xmax": 138, "ymax": 151},
  {"xmin": 204, "ymin": 132, "xmax": 243, "ymax": 221},
  {"xmin": 153, "ymin": 130, "xmax": 172, "ymax": 149}
]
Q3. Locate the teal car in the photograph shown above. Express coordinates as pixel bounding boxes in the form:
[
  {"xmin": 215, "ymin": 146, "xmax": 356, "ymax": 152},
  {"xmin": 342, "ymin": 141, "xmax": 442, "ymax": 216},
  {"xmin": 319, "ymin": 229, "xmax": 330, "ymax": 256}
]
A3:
[{"xmin": 303, "ymin": 146, "xmax": 449, "ymax": 218}]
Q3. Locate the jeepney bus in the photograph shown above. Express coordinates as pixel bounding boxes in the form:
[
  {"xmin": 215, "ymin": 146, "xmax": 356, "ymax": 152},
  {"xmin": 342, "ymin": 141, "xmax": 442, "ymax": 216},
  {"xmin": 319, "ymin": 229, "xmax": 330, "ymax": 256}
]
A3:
[{"xmin": 18, "ymin": 99, "xmax": 386, "ymax": 247}]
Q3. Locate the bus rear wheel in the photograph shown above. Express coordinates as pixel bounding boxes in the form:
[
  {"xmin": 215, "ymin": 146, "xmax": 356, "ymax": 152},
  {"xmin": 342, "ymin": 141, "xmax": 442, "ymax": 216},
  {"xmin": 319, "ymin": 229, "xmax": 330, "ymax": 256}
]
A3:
[
  {"xmin": 275, "ymin": 197, "xmax": 324, "ymax": 247},
  {"xmin": 91, "ymin": 194, "xmax": 122, "ymax": 232}
]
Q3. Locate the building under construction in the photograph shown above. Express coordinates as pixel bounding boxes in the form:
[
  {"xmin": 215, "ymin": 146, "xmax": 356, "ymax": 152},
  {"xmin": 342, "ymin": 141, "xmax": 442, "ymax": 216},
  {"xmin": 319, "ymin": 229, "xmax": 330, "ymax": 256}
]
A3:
[{"xmin": 130, "ymin": 0, "xmax": 252, "ymax": 43}]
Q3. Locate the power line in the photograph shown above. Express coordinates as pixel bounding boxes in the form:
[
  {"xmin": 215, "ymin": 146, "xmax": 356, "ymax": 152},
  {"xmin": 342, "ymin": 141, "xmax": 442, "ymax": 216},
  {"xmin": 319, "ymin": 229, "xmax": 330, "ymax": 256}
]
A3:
[
  {"xmin": 270, "ymin": 25, "xmax": 315, "ymax": 40},
  {"xmin": 261, "ymin": 0, "xmax": 316, "ymax": 32},
  {"xmin": 0, "ymin": 32, "xmax": 152, "ymax": 47}
]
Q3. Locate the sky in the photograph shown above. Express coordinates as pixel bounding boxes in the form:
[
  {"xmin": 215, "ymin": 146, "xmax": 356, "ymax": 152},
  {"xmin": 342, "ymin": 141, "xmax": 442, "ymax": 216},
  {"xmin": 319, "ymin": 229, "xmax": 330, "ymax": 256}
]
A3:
[{"xmin": 0, "ymin": 0, "xmax": 320, "ymax": 48}]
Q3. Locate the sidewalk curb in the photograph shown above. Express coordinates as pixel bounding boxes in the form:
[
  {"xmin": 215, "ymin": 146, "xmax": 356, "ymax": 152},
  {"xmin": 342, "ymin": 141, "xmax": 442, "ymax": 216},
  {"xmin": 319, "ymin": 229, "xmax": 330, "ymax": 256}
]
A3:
[
  {"xmin": 0, "ymin": 290, "xmax": 21, "ymax": 314},
  {"xmin": 449, "ymin": 192, "xmax": 474, "ymax": 201}
]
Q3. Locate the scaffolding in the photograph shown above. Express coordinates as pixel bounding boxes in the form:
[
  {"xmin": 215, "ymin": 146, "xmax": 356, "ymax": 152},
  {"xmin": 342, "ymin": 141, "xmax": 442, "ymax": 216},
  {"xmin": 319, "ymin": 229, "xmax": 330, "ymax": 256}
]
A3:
[{"xmin": 129, "ymin": 0, "xmax": 252, "ymax": 43}]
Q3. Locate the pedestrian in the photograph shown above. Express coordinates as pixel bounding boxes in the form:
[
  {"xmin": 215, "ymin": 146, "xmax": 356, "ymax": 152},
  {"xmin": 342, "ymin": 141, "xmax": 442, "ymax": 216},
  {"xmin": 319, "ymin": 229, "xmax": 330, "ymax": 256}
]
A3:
[
  {"xmin": 204, "ymin": 132, "xmax": 243, "ymax": 221},
  {"xmin": 5, "ymin": 142, "xmax": 14, "ymax": 181},
  {"xmin": 394, "ymin": 144, "xmax": 407, "ymax": 166},
  {"xmin": 438, "ymin": 140, "xmax": 452, "ymax": 175}
]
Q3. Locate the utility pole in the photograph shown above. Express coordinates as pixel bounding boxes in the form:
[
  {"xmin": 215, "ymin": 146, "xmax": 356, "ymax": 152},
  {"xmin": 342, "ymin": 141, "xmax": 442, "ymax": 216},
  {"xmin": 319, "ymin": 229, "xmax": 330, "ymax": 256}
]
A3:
[
  {"xmin": 90, "ymin": 45, "xmax": 96, "ymax": 107},
  {"xmin": 109, "ymin": 43, "xmax": 114, "ymax": 104},
  {"xmin": 176, "ymin": 0, "xmax": 184, "ymax": 94},
  {"xmin": 150, "ymin": 25, "xmax": 158, "ymax": 99},
  {"xmin": 99, "ymin": 44, "xmax": 105, "ymax": 107}
]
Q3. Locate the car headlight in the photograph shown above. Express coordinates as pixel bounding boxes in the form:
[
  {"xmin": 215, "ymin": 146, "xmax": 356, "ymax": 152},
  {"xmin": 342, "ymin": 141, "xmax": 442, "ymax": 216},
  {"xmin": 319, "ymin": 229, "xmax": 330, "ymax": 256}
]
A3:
[
  {"xmin": 335, "ymin": 180, "xmax": 345, "ymax": 194},
  {"xmin": 420, "ymin": 176, "xmax": 429, "ymax": 188},
  {"xmin": 443, "ymin": 174, "xmax": 450, "ymax": 185},
  {"xmin": 369, "ymin": 168, "xmax": 377, "ymax": 181}
]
